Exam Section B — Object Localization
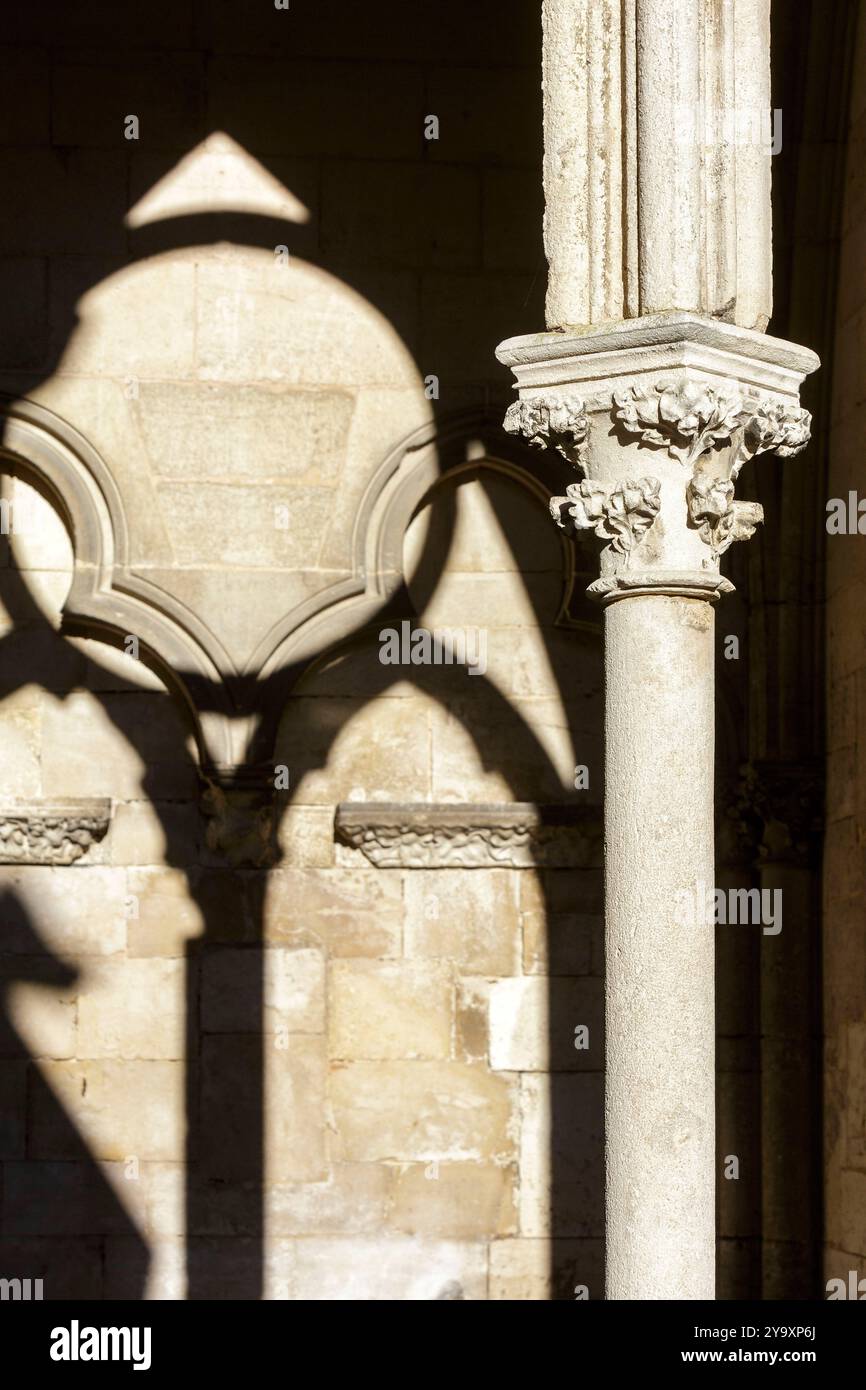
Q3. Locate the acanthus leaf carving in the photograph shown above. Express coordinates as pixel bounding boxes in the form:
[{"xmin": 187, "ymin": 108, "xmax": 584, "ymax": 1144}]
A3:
[
  {"xmin": 612, "ymin": 382, "xmax": 812, "ymax": 475},
  {"xmin": 733, "ymin": 401, "xmax": 812, "ymax": 477},
  {"xmin": 503, "ymin": 394, "xmax": 589, "ymax": 469},
  {"xmin": 550, "ymin": 475, "xmax": 661, "ymax": 557},
  {"xmin": 686, "ymin": 474, "xmax": 765, "ymax": 555},
  {"xmin": 0, "ymin": 800, "xmax": 112, "ymax": 865},
  {"xmin": 334, "ymin": 802, "xmax": 602, "ymax": 870},
  {"xmin": 613, "ymin": 381, "xmax": 746, "ymax": 467}
]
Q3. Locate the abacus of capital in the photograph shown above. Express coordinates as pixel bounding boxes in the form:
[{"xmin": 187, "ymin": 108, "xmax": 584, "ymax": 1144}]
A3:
[{"xmin": 497, "ymin": 0, "xmax": 820, "ymax": 1300}]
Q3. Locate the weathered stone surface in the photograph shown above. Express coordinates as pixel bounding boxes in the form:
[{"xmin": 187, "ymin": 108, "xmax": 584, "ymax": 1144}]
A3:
[
  {"xmin": 1, "ymin": 966, "xmax": 77, "ymax": 1059},
  {"xmin": 267, "ymin": 1037, "xmax": 328, "ymax": 1185},
  {"xmin": 105, "ymin": 1235, "xmax": 186, "ymax": 1301},
  {"xmin": 266, "ymin": 867, "xmax": 401, "ymax": 957},
  {"xmin": 455, "ymin": 978, "xmax": 491, "ymax": 1064},
  {"xmin": 0, "ymin": 688, "xmax": 41, "ymax": 799},
  {"xmin": 274, "ymin": 806, "xmax": 337, "ymax": 869},
  {"xmin": 489, "ymin": 976, "xmax": 603, "ymax": 1072},
  {"xmin": 390, "ymin": 1161, "xmax": 517, "ymax": 1238},
  {"xmin": 278, "ymin": 695, "xmax": 432, "ymax": 807},
  {"xmin": 33, "ymin": 1060, "xmax": 183, "ymax": 1162},
  {"xmin": 519, "ymin": 1073, "xmax": 604, "ymax": 1238},
  {"xmin": 202, "ymin": 946, "xmax": 325, "ymax": 1035},
  {"xmin": 133, "ymin": 382, "xmax": 356, "ymax": 485},
  {"xmin": 0, "ymin": 866, "xmax": 127, "ymax": 956},
  {"xmin": 489, "ymin": 1237, "xmax": 604, "ymax": 1301},
  {"xmin": 330, "ymin": 1061, "xmax": 516, "ymax": 1164},
  {"xmin": 520, "ymin": 870, "xmax": 600, "ymax": 976},
  {"xmin": 199, "ymin": 1034, "xmax": 327, "ymax": 1184},
  {"xmin": 270, "ymin": 1164, "xmax": 390, "ymax": 1237},
  {"xmin": 329, "ymin": 960, "xmax": 452, "ymax": 1060},
  {"xmin": 403, "ymin": 861, "xmax": 517, "ymax": 973},
  {"xmin": 126, "ymin": 867, "xmax": 206, "ymax": 957},
  {"xmin": 40, "ymin": 691, "xmax": 196, "ymax": 799},
  {"xmin": 77, "ymin": 959, "xmax": 184, "ymax": 1059},
  {"xmin": 290, "ymin": 1237, "xmax": 488, "ymax": 1301}
]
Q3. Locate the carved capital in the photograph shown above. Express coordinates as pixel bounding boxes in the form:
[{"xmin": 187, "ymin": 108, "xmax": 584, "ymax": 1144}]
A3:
[
  {"xmin": 503, "ymin": 393, "xmax": 588, "ymax": 469},
  {"xmin": 496, "ymin": 314, "xmax": 819, "ymax": 601},
  {"xmin": 0, "ymin": 800, "xmax": 112, "ymax": 864},
  {"xmin": 551, "ymin": 475, "xmax": 661, "ymax": 557}
]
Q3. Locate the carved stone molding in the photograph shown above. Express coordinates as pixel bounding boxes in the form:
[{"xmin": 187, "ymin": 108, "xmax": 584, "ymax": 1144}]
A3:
[
  {"xmin": 0, "ymin": 800, "xmax": 112, "ymax": 864},
  {"xmin": 502, "ymin": 394, "xmax": 588, "ymax": 469},
  {"xmin": 334, "ymin": 802, "xmax": 602, "ymax": 869},
  {"xmin": 550, "ymin": 475, "xmax": 661, "ymax": 555}
]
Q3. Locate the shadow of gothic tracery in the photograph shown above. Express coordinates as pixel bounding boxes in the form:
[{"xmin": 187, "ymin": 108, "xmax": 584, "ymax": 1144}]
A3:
[{"xmin": 0, "ymin": 375, "xmax": 606, "ymax": 1297}]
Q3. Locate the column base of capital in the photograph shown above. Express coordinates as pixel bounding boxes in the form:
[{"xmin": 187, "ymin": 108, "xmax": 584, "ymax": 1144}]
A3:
[{"xmin": 588, "ymin": 570, "xmax": 735, "ymax": 605}]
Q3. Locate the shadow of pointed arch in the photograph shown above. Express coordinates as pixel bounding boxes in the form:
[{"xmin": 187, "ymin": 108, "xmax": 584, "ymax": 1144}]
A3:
[
  {"xmin": 0, "ymin": 889, "xmax": 149, "ymax": 1299},
  {"xmin": 0, "ymin": 393, "xmax": 606, "ymax": 1299}
]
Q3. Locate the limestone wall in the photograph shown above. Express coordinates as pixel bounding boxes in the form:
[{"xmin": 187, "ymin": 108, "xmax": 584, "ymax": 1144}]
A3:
[{"xmin": 0, "ymin": 3, "xmax": 606, "ymax": 1300}]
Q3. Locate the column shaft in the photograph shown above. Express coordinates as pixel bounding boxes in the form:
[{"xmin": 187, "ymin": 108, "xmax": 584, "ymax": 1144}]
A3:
[{"xmin": 604, "ymin": 595, "xmax": 716, "ymax": 1299}]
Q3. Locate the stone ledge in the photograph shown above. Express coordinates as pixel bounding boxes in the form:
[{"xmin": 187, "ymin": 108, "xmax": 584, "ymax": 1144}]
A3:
[
  {"xmin": 0, "ymin": 800, "xmax": 112, "ymax": 865},
  {"xmin": 334, "ymin": 802, "xmax": 602, "ymax": 869}
]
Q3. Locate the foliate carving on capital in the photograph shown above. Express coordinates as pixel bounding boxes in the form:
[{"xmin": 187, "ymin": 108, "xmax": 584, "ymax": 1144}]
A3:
[
  {"xmin": 612, "ymin": 381, "xmax": 812, "ymax": 473},
  {"xmin": 733, "ymin": 401, "xmax": 813, "ymax": 476},
  {"xmin": 612, "ymin": 382, "xmax": 746, "ymax": 468},
  {"xmin": 503, "ymin": 394, "xmax": 589, "ymax": 469},
  {"xmin": 686, "ymin": 475, "xmax": 764, "ymax": 555},
  {"xmin": 550, "ymin": 476, "xmax": 661, "ymax": 556}
]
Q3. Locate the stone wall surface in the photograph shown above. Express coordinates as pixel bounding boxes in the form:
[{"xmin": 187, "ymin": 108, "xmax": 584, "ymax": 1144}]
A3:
[
  {"xmin": 825, "ymin": 1, "xmax": 866, "ymax": 1294},
  {"xmin": 0, "ymin": 1, "xmax": 609, "ymax": 1300}
]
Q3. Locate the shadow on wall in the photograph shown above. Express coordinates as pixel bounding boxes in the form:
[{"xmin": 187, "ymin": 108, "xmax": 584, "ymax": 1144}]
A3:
[
  {"xmin": 0, "ymin": 0, "xmax": 612, "ymax": 1300},
  {"xmin": 0, "ymin": 890, "xmax": 148, "ymax": 1298}
]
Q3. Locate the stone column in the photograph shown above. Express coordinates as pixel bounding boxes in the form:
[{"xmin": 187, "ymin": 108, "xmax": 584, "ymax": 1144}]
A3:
[{"xmin": 498, "ymin": 0, "xmax": 815, "ymax": 1305}]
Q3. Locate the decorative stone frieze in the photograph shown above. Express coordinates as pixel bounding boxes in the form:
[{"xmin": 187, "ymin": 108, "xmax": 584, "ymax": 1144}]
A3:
[
  {"xmin": 334, "ymin": 802, "xmax": 602, "ymax": 869},
  {"xmin": 0, "ymin": 800, "xmax": 112, "ymax": 864}
]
